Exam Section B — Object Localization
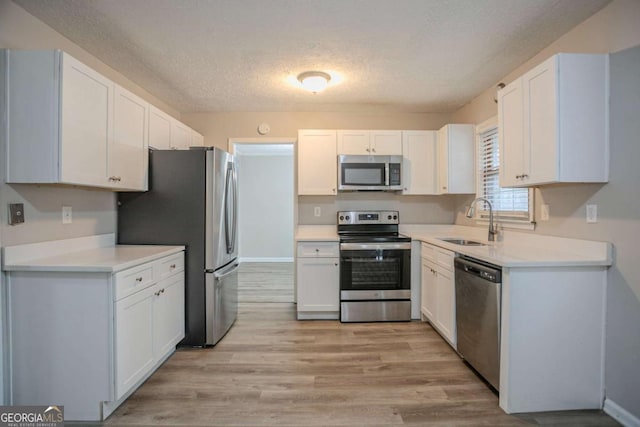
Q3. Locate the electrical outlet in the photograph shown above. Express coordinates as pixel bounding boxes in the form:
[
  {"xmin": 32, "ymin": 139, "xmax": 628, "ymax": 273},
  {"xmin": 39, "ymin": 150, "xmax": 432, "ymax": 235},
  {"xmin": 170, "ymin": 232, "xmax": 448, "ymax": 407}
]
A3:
[
  {"xmin": 314, "ymin": 207, "xmax": 321, "ymax": 217},
  {"xmin": 540, "ymin": 204, "xmax": 550, "ymax": 221},
  {"xmin": 9, "ymin": 203, "xmax": 25, "ymax": 225},
  {"xmin": 62, "ymin": 206, "xmax": 72, "ymax": 224},
  {"xmin": 586, "ymin": 204, "xmax": 598, "ymax": 223}
]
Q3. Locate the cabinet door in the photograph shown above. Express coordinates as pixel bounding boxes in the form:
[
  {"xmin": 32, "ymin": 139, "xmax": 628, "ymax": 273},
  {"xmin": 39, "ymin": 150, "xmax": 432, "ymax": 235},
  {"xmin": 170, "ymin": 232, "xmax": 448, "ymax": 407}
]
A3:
[
  {"xmin": 153, "ymin": 273, "xmax": 185, "ymax": 360},
  {"xmin": 435, "ymin": 267, "xmax": 456, "ymax": 347},
  {"xmin": 402, "ymin": 131, "xmax": 437, "ymax": 195},
  {"xmin": 437, "ymin": 126, "xmax": 449, "ymax": 193},
  {"xmin": 298, "ymin": 130, "xmax": 337, "ymax": 195},
  {"xmin": 524, "ymin": 56, "xmax": 558, "ymax": 185},
  {"xmin": 499, "ymin": 78, "xmax": 525, "ymax": 187},
  {"xmin": 337, "ymin": 130, "xmax": 370, "ymax": 155},
  {"xmin": 371, "ymin": 130, "xmax": 402, "ymax": 155},
  {"xmin": 148, "ymin": 106, "xmax": 172, "ymax": 150},
  {"xmin": 111, "ymin": 85, "xmax": 149, "ymax": 190},
  {"xmin": 115, "ymin": 285, "xmax": 155, "ymax": 399},
  {"xmin": 191, "ymin": 130, "xmax": 205, "ymax": 147},
  {"xmin": 171, "ymin": 120, "xmax": 192, "ymax": 149},
  {"xmin": 297, "ymin": 257, "xmax": 340, "ymax": 312},
  {"xmin": 60, "ymin": 53, "xmax": 113, "ymax": 187},
  {"xmin": 421, "ymin": 259, "xmax": 437, "ymax": 321}
]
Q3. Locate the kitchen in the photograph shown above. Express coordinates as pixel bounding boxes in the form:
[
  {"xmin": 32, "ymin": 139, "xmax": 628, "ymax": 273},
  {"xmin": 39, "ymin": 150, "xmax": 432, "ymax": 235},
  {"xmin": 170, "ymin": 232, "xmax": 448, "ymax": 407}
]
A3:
[{"xmin": 0, "ymin": 0, "xmax": 639, "ymax": 426}]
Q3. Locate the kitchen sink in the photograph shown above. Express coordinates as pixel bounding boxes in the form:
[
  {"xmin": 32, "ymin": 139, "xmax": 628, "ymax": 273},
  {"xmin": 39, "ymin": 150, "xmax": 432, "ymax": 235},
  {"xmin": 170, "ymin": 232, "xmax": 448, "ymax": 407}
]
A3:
[{"xmin": 438, "ymin": 238, "xmax": 487, "ymax": 246}]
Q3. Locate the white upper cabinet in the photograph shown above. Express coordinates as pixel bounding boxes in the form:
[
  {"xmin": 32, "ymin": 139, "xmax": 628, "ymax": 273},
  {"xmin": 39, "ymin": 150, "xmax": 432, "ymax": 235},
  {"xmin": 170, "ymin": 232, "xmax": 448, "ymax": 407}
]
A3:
[
  {"xmin": 437, "ymin": 124, "xmax": 475, "ymax": 194},
  {"xmin": 112, "ymin": 85, "xmax": 149, "ymax": 191},
  {"xmin": 171, "ymin": 120, "xmax": 192, "ymax": 149},
  {"xmin": 298, "ymin": 129, "xmax": 337, "ymax": 195},
  {"xmin": 148, "ymin": 106, "xmax": 173, "ymax": 150},
  {"xmin": 148, "ymin": 105, "xmax": 202, "ymax": 150},
  {"xmin": 337, "ymin": 130, "xmax": 402, "ymax": 155},
  {"xmin": 59, "ymin": 53, "xmax": 113, "ymax": 188},
  {"xmin": 190, "ymin": 129, "xmax": 205, "ymax": 147},
  {"xmin": 5, "ymin": 50, "xmax": 147, "ymax": 191},
  {"xmin": 402, "ymin": 131, "xmax": 438, "ymax": 195},
  {"xmin": 499, "ymin": 53, "xmax": 609, "ymax": 187}
]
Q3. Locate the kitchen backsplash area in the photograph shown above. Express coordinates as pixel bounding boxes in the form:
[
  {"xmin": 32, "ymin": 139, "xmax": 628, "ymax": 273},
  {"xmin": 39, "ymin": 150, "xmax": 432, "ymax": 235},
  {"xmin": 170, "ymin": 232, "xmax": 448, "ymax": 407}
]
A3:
[{"xmin": 298, "ymin": 192, "xmax": 456, "ymax": 225}]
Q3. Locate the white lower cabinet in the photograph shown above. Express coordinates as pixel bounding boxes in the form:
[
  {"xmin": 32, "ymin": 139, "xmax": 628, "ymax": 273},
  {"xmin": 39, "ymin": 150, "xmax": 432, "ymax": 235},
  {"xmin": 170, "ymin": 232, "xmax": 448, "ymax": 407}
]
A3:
[
  {"xmin": 115, "ymin": 285, "xmax": 155, "ymax": 399},
  {"xmin": 115, "ymin": 271, "xmax": 185, "ymax": 400},
  {"xmin": 420, "ymin": 243, "xmax": 456, "ymax": 348},
  {"xmin": 296, "ymin": 241, "xmax": 340, "ymax": 319},
  {"xmin": 8, "ymin": 251, "xmax": 185, "ymax": 421}
]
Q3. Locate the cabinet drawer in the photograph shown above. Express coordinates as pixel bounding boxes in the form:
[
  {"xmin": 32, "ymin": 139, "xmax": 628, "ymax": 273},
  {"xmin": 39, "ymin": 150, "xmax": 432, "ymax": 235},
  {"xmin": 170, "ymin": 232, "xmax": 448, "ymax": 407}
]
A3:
[
  {"xmin": 436, "ymin": 248, "xmax": 455, "ymax": 272},
  {"xmin": 421, "ymin": 243, "xmax": 437, "ymax": 263},
  {"xmin": 297, "ymin": 242, "xmax": 339, "ymax": 258},
  {"xmin": 154, "ymin": 253, "xmax": 184, "ymax": 281},
  {"xmin": 115, "ymin": 264, "xmax": 154, "ymax": 301}
]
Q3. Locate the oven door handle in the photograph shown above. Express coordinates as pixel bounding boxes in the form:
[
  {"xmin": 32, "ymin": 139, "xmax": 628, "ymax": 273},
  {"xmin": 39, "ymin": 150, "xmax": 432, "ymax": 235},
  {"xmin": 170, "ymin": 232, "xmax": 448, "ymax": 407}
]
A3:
[{"xmin": 340, "ymin": 242, "xmax": 411, "ymax": 251}]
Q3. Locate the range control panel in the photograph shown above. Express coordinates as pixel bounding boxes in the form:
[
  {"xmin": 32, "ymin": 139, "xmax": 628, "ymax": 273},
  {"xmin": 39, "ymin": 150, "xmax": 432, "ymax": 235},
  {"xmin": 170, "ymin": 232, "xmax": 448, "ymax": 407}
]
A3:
[{"xmin": 337, "ymin": 210, "xmax": 399, "ymax": 225}]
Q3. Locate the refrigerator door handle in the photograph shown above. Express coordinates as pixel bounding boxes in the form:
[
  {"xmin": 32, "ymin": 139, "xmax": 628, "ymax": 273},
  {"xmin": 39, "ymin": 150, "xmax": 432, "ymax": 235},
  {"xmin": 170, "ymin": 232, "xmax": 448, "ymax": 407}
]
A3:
[
  {"xmin": 224, "ymin": 164, "xmax": 233, "ymax": 254},
  {"xmin": 214, "ymin": 262, "xmax": 239, "ymax": 280},
  {"xmin": 230, "ymin": 163, "xmax": 238, "ymax": 254}
]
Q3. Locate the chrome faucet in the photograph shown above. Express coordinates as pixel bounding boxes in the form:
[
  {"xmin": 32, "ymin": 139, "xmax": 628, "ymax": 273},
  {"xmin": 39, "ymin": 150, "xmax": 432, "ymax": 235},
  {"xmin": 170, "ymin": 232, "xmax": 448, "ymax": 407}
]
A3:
[{"xmin": 466, "ymin": 197, "xmax": 498, "ymax": 242}]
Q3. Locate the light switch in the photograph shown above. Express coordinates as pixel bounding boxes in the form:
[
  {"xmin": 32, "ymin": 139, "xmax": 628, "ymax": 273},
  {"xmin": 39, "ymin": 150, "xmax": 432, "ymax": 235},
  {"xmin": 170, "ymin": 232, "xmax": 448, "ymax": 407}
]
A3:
[
  {"xmin": 9, "ymin": 203, "xmax": 25, "ymax": 225},
  {"xmin": 62, "ymin": 206, "xmax": 72, "ymax": 224},
  {"xmin": 314, "ymin": 207, "xmax": 321, "ymax": 217},
  {"xmin": 586, "ymin": 204, "xmax": 598, "ymax": 223}
]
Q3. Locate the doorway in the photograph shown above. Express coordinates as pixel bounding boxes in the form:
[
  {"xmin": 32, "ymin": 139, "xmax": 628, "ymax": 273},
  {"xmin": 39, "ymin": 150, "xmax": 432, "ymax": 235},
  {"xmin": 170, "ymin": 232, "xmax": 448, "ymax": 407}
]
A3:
[{"xmin": 230, "ymin": 141, "xmax": 295, "ymax": 303}]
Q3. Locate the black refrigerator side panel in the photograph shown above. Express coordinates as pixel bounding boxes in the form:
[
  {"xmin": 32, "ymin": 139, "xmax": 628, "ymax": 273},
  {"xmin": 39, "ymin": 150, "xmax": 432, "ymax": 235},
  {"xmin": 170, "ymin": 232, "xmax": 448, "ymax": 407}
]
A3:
[{"xmin": 118, "ymin": 149, "xmax": 207, "ymax": 346}]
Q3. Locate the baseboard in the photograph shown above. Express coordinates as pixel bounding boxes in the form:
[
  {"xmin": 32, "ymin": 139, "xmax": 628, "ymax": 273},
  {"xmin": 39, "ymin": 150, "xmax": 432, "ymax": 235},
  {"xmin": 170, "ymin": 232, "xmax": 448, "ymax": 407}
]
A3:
[
  {"xmin": 239, "ymin": 257, "xmax": 294, "ymax": 263},
  {"xmin": 604, "ymin": 398, "xmax": 640, "ymax": 427}
]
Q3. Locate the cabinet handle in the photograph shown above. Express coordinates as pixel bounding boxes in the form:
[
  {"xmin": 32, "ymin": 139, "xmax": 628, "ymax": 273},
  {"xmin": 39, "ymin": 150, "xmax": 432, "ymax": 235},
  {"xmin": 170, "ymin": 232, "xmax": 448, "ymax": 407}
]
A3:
[
  {"xmin": 170, "ymin": 264, "xmax": 176, "ymax": 269},
  {"xmin": 366, "ymin": 148, "xmax": 370, "ymax": 152},
  {"xmin": 442, "ymin": 186, "xmax": 447, "ymax": 190},
  {"xmin": 155, "ymin": 290, "xmax": 161, "ymax": 296},
  {"xmin": 332, "ymin": 188, "xmax": 336, "ymax": 193},
  {"xmin": 109, "ymin": 176, "xmax": 121, "ymax": 182},
  {"xmin": 315, "ymin": 248, "xmax": 320, "ymax": 252},
  {"xmin": 334, "ymin": 263, "xmax": 338, "ymax": 266},
  {"xmin": 161, "ymin": 288, "xmax": 165, "ymax": 294},
  {"xmin": 371, "ymin": 148, "xmax": 376, "ymax": 153},
  {"xmin": 135, "ymin": 277, "xmax": 143, "ymax": 282},
  {"xmin": 521, "ymin": 174, "xmax": 529, "ymax": 179}
]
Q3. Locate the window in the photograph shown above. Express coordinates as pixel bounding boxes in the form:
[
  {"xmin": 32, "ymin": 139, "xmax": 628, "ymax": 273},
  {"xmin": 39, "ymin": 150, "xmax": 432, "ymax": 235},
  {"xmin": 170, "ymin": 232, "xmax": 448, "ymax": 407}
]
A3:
[{"xmin": 475, "ymin": 117, "xmax": 534, "ymax": 225}]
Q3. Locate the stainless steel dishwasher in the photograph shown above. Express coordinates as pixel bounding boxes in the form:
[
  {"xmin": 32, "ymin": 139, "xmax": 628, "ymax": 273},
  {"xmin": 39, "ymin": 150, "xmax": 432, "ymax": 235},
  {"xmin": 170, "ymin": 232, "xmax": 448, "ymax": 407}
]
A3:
[{"xmin": 454, "ymin": 256, "xmax": 502, "ymax": 390}]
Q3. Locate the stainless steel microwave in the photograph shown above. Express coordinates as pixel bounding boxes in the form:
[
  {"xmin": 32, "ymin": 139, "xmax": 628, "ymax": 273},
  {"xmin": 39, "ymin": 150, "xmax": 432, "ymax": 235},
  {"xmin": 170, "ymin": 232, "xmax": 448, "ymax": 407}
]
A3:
[{"xmin": 338, "ymin": 155, "xmax": 403, "ymax": 191}]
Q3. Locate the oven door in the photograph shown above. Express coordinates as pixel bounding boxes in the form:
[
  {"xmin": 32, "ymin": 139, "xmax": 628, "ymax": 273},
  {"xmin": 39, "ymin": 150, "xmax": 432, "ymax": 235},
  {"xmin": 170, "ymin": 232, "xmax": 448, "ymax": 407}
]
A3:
[{"xmin": 339, "ymin": 242, "xmax": 411, "ymax": 299}]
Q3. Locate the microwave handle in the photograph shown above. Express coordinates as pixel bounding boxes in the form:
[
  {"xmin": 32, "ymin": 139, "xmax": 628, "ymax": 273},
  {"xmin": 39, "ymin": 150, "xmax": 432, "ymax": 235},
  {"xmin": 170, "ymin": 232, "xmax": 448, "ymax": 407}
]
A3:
[{"xmin": 385, "ymin": 162, "xmax": 390, "ymax": 186}]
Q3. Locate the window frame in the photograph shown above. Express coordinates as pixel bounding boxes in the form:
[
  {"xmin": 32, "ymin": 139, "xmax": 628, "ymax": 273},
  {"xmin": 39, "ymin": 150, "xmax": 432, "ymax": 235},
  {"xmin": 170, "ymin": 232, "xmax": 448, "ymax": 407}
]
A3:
[{"xmin": 473, "ymin": 117, "xmax": 535, "ymax": 230}]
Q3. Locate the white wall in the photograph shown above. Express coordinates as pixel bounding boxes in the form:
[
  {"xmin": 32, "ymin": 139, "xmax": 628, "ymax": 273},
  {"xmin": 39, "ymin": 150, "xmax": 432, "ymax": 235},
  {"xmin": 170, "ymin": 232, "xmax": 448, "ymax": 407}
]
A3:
[
  {"xmin": 450, "ymin": 0, "xmax": 640, "ymax": 421},
  {"xmin": 236, "ymin": 145, "xmax": 294, "ymax": 261}
]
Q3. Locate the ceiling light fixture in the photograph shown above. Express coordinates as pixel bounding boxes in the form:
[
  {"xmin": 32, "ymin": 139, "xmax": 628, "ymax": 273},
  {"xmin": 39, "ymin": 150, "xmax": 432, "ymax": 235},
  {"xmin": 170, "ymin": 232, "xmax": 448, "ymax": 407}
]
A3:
[{"xmin": 297, "ymin": 71, "xmax": 331, "ymax": 93}]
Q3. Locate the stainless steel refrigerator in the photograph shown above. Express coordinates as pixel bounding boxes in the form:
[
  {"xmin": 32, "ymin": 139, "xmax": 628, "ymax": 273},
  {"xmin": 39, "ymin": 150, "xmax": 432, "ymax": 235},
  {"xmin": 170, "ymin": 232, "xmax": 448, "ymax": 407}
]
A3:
[{"xmin": 117, "ymin": 147, "xmax": 238, "ymax": 346}]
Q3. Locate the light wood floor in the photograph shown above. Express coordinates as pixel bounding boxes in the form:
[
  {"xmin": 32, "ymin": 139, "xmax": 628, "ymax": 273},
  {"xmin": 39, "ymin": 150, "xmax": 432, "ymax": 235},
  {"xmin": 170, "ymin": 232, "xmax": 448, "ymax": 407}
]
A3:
[
  {"xmin": 91, "ymin": 264, "xmax": 618, "ymax": 426},
  {"xmin": 238, "ymin": 262, "xmax": 294, "ymax": 303}
]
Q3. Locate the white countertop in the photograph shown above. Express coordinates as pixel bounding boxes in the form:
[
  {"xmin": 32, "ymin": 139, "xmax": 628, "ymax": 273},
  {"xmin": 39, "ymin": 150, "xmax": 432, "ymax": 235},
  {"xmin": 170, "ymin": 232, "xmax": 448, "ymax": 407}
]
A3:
[
  {"xmin": 295, "ymin": 224, "xmax": 612, "ymax": 268},
  {"xmin": 2, "ymin": 234, "xmax": 185, "ymax": 273}
]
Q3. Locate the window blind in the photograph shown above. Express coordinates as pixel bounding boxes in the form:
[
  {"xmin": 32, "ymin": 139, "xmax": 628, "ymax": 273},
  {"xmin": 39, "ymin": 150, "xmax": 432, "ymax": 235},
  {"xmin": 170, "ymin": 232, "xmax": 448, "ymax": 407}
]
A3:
[{"xmin": 477, "ymin": 127, "xmax": 531, "ymax": 221}]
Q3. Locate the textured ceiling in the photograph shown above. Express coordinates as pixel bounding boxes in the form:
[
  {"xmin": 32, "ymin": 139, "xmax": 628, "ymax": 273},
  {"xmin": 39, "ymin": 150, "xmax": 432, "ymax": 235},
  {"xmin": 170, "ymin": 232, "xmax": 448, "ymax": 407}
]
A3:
[{"xmin": 14, "ymin": 0, "xmax": 610, "ymax": 113}]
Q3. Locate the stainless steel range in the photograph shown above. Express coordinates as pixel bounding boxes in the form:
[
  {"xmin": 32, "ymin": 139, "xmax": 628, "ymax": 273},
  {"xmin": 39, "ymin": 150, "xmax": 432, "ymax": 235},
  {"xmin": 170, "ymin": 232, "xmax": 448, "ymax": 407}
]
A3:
[{"xmin": 338, "ymin": 210, "xmax": 411, "ymax": 322}]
